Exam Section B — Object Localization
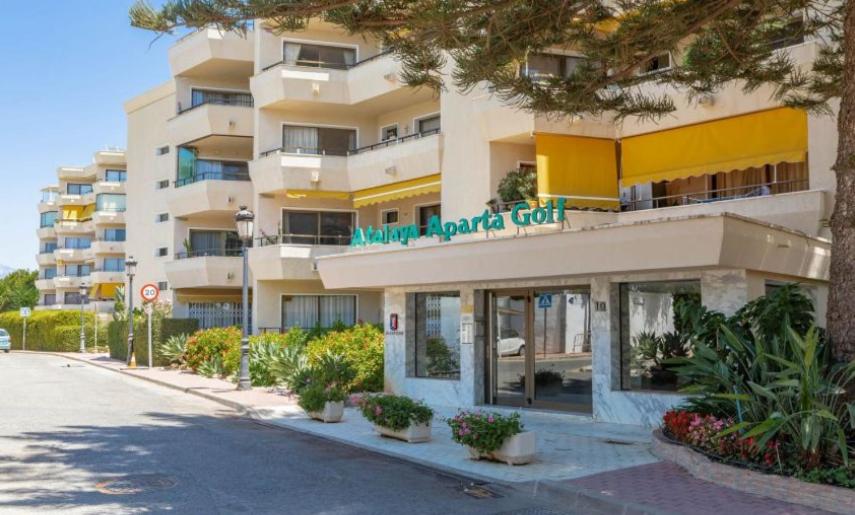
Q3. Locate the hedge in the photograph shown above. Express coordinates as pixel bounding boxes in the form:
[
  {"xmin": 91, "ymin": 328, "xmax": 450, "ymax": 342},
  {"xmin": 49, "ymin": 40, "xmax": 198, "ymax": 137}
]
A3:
[
  {"xmin": 107, "ymin": 317, "xmax": 199, "ymax": 366},
  {"xmin": 0, "ymin": 310, "xmax": 107, "ymax": 352}
]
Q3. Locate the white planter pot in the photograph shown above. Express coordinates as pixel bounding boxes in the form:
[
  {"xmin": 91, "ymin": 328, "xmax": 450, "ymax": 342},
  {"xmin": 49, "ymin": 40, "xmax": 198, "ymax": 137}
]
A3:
[
  {"xmin": 374, "ymin": 422, "xmax": 432, "ymax": 443},
  {"xmin": 307, "ymin": 401, "xmax": 344, "ymax": 423},
  {"xmin": 467, "ymin": 431, "xmax": 536, "ymax": 465}
]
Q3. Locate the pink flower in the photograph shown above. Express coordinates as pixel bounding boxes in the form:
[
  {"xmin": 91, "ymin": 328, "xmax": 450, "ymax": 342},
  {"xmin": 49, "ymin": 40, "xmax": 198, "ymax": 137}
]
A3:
[
  {"xmin": 487, "ymin": 416, "xmax": 495, "ymax": 423},
  {"xmin": 374, "ymin": 406, "xmax": 383, "ymax": 416}
]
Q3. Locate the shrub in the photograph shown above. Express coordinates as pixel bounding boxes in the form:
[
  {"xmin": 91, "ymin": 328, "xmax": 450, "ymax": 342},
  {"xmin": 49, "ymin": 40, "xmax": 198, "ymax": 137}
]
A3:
[
  {"xmin": 0, "ymin": 310, "xmax": 100, "ymax": 351},
  {"xmin": 448, "ymin": 411, "xmax": 524, "ymax": 454},
  {"xmin": 156, "ymin": 334, "xmax": 188, "ymax": 367},
  {"xmin": 305, "ymin": 324, "xmax": 383, "ymax": 392},
  {"xmin": 161, "ymin": 318, "xmax": 199, "ymax": 342},
  {"xmin": 497, "ymin": 168, "xmax": 537, "ymax": 203},
  {"xmin": 185, "ymin": 327, "xmax": 241, "ymax": 374},
  {"xmin": 358, "ymin": 394, "xmax": 433, "ymax": 430},
  {"xmin": 291, "ymin": 352, "xmax": 356, "ymax": 413}
]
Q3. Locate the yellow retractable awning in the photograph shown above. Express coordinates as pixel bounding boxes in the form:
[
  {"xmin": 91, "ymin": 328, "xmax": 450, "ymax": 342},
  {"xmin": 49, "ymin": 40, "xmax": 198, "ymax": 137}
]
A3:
[
  {"xmin": 353, "ymin": 174, "xmax": 441, "ymax": 208},
  {"xmin": 621, "ymin": 107, "xmax": 808, "ymax": 187},
  {"xmin": 81, "ymin": 203, "xmax": 96, "ymax": 219},
  {"xmin": 91, "ymin": 283, "xmax": 122, "ymax": 299},
  {"xmin": 285, "ymin": 190, "xmax": 351, "ymax": 201},
  {"xmin": 61, "ymin": 206, "xmax": 84, "ymax": 220},
  {"xmin": 535, "ymin": 134, "xmax": 620, "ymax": 210}
]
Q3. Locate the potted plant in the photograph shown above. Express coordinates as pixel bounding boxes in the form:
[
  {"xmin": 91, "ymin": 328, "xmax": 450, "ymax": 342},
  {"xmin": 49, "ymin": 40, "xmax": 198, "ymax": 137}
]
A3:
[
  {"xmin": 359, "ymin": 394, "xmax": 434, "ymax": 443},
  {"xmin": 290, "ymin": 352, "xmax": 355, "ymax": 423},
  {"xmin": 497, "ymin": 168, "xmax": 538, "ymax": 209},
  {"xmin": 447, "ymin": 411, "xmax": 536, "ymax": 465}
]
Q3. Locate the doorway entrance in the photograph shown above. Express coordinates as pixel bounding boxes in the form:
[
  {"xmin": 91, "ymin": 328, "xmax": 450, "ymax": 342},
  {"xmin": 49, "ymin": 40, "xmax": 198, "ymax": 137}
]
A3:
[{"xmin": 487, "ymin": 288, "xmax": 592, "ymax": 413}]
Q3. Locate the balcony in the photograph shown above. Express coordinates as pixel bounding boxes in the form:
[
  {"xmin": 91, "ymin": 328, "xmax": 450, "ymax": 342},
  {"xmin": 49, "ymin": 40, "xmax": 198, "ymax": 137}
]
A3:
[
  {"xmin": 251, "ymin": 53, "xmax": 433, "ymax": 113},
  {"xmin": 37, "ymin": 226, "xmax": 56, "ymax": 239},
  {"xmin": 93, "ymin": 151, "xmax": 126, "ymax": 167},
  {"xmin": 167, "ymin": 101, "xmax": 253, "ymax": 146},
  {"xmin": 53, "ymin": 276, "xmax": 87, "ymax": 289},
  {"xmin": 35, "ymin": 278, "xmax": 55, "ymax": 290},
  {"xmin": 57, "ymin": 193, "xmax": 94, "ymax": 206},
  {"xmin": 54, "ymin": 248, "xmax": 89, "ymax": 262},
  {"xmin": 93, "ymin": 181, "xmax": 126, "ymax": 195},
  {"xmin": 249, "ymin": 240, "xmax": 348, "ymax": 281},
  {"xmin": 36, "ymin": 252, "xmax": 56, "ymax": 266},
  {"xmin": 250, "ymin": 150, "xmax": 348, "ymax": 195},
  {"xmin": 91, "ymin": 210, "xmax": 125, "ymax": 226},
  {"xmin": 167, "ymin": 172, "xmax": 253, "ymax": 218},
  {"xmin": 169, "ymin": 28, "xmax": 254, "ymax": 79},
  {"xmin": 57, "ymin": 166, "xmax": 95, "ymax": 181},
  {"xmin": 90, "ymin": 240, "xmax": 125, "ymax": 255},
  {"xmin": 164, "ymin": 250, "xmax": 246, "ymax": 289},
  {"xmin": 55, "ymin": 219, "xmax": 94, "ymax": 235},
  {"xmin": 38, "ymin": 199, "xmax": 58, "ymax": 213},
  {"xmin": 347, "ymin": 130, "xmax": 442, "ymax": 191},
  {"xmin": 90, "ymin": 270, "xmax": 125, "ymax": 285}
]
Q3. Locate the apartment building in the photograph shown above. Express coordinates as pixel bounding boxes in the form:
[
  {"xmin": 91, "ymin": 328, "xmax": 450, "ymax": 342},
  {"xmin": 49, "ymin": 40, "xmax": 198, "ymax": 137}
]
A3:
[
  {"xmin": 123, "ymin": 19, "xmax": 833, "ymax": 426},
  {"xmin": 35, "ymin": 151, "xmax": 128, "ymax": 316}
]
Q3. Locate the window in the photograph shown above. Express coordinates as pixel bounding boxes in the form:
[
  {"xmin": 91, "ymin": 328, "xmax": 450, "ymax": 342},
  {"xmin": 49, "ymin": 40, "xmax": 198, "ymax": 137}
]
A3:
[
  {"xmin": 156, "ymin": 213, "xmax": 169, "ymax": 223},
  {"xmin": 281, "ymin": 295, "xmax": 356, "ymax": 330},
  {"xmin": 156, "ymin": 146, "xmax": 170, "ymax": 156},
  {"xmin": 282, "ymin": 210, "xmax": 355, "ymax": 245},
  {"xmin": 96, "ymin": 194, "xmax": 126, "ymax": 212},
  {"xmin": 103, "ymin": 228, "xmax": 126, "ymax": 242},
  {"xmin": 43, "ymin": 268, "xmax": 57, "ymax": 279},
  {"xmin": 189, "ymin": 89, "xmax": 253, "ymax": 110},
  {"xmin": 186, "ymin": 230, "xmax": 242, "ymax": 257},
  {"xmin": 382, "ymin": 209, "xmax": 399, "ymax": 225},
  {"xmin": 41, "ymin": 190, "xmax": 57, "ymax": 203},
  {"xmin": 64, "ymin": 237, "xmax": 91, "ymax": 249},
  {"xmin": 41, "ymin": 241, "xmax": 58, "ymax": 253},
  {"xmin": 183, "ymin": 159, "xmax": 249, "ymax": 184},
  {"xmin": 67, "ymin": 183, "xmax": 94, "ymax": 195},
  {"xmin": 418, "ymin": 204, "xmax": 441, "ymax": 235},
  {"xmin": 641, "ymin": 52, "xmax": 672, "ymax": 75},
  {"xmin": 380, "ymin": 124, "xmax": 398, "ymax": 141},
  {"xmin": 767, "ymin": 14, "xmax": 805, "ymax": 50},
  {"xmin": 282, "ymin": 125, "xmax": 357, "ymax": 156},
  {"xmin": 156, "ymin": 179, "xmax": 170, "ymax": 189},
  {"xmin": 64, "ymin": 292, "xmax": 86, "ymax": 305},
  {"xmin": 619, "ymin": 280, "xmax": 701, "ymax": 392},
  {"xmin": 105, "ymin": 169, "xmax": 127, "ymax": 182},
  {"xmin": 40, "ymin": 211, "xmax": 58, "ymax": 228},
  {"xmin": 416, "ymin": 115, "xmax": 441, "ymax": 134},
  {"xmin": 522, "ymin": 54, "xmax": 588, "ymax": 81},
  {"xmin": 189, "ymin": 301, "xmax": 247, "ymax": 329},
  {"xmin": 156, "ymin": 247, "xmax": 168, "ymax": 257},
  {"xmin": 413, "ymin": 292, "xmax": 461, "ymax": 379},
  {"xmin": 64, "ymin": 264, "xmax": 91, "ymax": 277},
  {"xmin": 102, "ymin": 258, "xmax": 125, "ymax": 272},
  {"xmin": 43, "ymin": 294, "xmax": 56, "ymax": 306},
  {"xmin": 158, "ymin": 281, "xmax": 169, "ymax": 291},
  {"xmin": 283, "ymin": 41, "xmax": 356, "ymax": 69}
]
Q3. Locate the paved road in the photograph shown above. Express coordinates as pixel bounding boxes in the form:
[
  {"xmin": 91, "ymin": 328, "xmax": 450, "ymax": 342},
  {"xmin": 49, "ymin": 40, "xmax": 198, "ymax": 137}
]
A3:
[{"xmin": 0, "ymin": 353, "xmax": 568, "ymax": 515}]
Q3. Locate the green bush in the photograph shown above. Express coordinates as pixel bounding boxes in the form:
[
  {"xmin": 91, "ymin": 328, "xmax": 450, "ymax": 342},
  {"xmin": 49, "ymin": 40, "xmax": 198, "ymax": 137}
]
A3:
[
  {"xmin": 497, "ymin": 168, "xmax": 537, "ymax": 203},
  {"xmin": 448, "ymin": 411, "xmax": 524, "ymax": 453},
  {"xmin": 185, "ymin": 326, "xmax": 241, "ymax": 374},
  {"xmin": 0, "ymin": 310, "xmax": 104, "ymax": 352},
  {"xmin": 358, "ymin": 394, "xmax": 433, "ymax": 430},
  {"xmin": 305, "ymin": 324, "xmax": 384, "ymax": 392},
  {"xmin": 161, "ymin": 318, "xmax": 199, "ymax": 342},
  {"xmin": 290, "ymin": 352, "xmax": 356, "ymax": 412}
]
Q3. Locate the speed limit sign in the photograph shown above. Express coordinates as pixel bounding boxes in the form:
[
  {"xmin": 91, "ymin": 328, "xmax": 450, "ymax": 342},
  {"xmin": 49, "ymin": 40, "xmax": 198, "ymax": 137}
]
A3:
[{"xmin": 140, "ymin": 284, "xmax": 160, "ymax": 303}]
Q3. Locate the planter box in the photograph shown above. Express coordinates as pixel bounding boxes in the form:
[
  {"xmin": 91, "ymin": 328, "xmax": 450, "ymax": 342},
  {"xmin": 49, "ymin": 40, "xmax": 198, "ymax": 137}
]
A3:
[
  {"xmin": 374, "ymin": 422, "xmax": 432, "ymax": 443},
  {"xmin": 467, "ymin": 431, "xmax": 536, "ymax": 465},
  {"xmin": 307, "ymin": 401, "xmax": 344, "ymax": 423}
]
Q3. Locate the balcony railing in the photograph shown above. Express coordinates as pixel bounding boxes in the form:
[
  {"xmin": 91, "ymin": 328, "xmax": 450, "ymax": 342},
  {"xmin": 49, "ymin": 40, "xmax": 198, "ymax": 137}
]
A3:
[
  {"xmin": 259, "ymin": 146, "xmax": 351, "ymax": 158},
  {"xmin": 346, "ymin": 128, "xmax": 440, "ymax": 156},
  {"xmin": 177, "ymin": 95, "xmax": 254, "ymax": 115},
  {"xmin": 620, "ymin": 179, "xmax": 810, "ymax": 211},
  {"xmin": 175, "ymin": 170, "xmax": 251, "ymax": 187},
  {"xmin": 174, "ymin": 248, "xmax": 244, "ymax": 259},
  {"xmin": 255, "ymin": 233, "xmax": 352, "ymax": 247},
  {"xmin": 261, "ymin": 50, "xmax": 392, "ymax": 72}
]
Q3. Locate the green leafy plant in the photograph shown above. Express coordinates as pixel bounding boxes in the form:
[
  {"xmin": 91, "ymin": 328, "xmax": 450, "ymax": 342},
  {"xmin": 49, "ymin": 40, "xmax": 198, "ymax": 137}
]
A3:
[
  {"xmin": 291, "ymin": 352, "xmax": 356, "ymax": 413},
  {"xmin": 359, "ymin": 394, "xmax": 433, "ymax": 431},
  {"xmin": 156, "ymin": 334, "xmax": 188, "ymax": 367},
  {"xmin": 197, "ymin": 355, "xmax": 224, "ymax": 378},
  {"xmin": 497, "ymin": 168, "xmax": 537, "ymax": 204},
  {"xmin": 425, "ymin": 337, "xmax": 459, "ymax": 377},
  {"xmin": 184, "ymin": 326, "xmax": 241, "ymax": 375},
  {"xmin": 447, "ymin": 411, "xmax": 524, "ymax": 454},
  {"xmin": 305, "ymin": 324, "xmax": 384, "ymax": 392}
]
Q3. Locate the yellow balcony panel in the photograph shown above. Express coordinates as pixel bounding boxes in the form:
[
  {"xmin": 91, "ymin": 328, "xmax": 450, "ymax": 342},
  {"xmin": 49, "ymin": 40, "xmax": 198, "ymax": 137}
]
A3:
[
  {"xmin": 166, "ymin": 179, "xmax": 253, "ymax": 219},
  {"xmin": 169, "ymin": 28, "xmax": 254, "ymax": 79},
  {"xmin": 168, "ymin": 103, "xmax": 254, "ymax": 147},
  {"xmin": 250, "ymin": 152, "xmax": 349, "ymax": 195},
  {"xmin": 90, "ymin": 241, "xmax": 125, "ymax": 255},
  {"xmin": 249, "ymin": 244, "xmax": 347, "ymax": 281},
  {"xmin": 165, "ymin": 256, "xmax": 247, "ymax": 289}
]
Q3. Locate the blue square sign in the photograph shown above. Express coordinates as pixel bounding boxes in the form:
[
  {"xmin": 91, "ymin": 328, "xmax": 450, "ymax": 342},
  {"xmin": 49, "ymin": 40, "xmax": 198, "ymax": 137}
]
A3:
[{"xmin": 537, "ymin": 295, "xmax": 553, "ymax": 309}]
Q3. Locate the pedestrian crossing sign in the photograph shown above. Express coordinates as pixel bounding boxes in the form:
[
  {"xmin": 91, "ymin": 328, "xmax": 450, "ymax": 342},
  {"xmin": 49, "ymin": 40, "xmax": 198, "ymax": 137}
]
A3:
[{"xmin": 537, "ymin": 295, "xmax": 553, "ymax": 309}]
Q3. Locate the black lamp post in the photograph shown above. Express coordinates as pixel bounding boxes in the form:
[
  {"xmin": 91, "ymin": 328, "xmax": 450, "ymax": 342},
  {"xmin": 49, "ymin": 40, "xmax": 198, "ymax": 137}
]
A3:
[
  {"xmin": 234, "ymin": 206, "xmax": 254, "ymax": 391},
  {"xmin": 125, "ymin": 256, "xmax": 137, "ymax": 368}
]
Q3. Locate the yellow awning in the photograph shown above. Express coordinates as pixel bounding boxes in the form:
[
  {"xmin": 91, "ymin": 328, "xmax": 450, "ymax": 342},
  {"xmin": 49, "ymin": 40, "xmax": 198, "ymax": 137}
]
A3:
[
  {"xmin": 353, "ymin": 174, "xmax": 441, "ymax": 208},
  {"xmin": 285, "ymin": 190, "xmax": 351, "ymax": 201},
  {"xmin": 81, "ymin": 203, "xmax": 96, "ymax": 220},
  {"xmin": 91, "ymin": 282, "xmax": 121, "ymax": 299},
  {"xmin": 535, "ymin": 134, "xmax": 620, "ymax": 210},
  {"xmin": 621, "ymin": 107, "xmax": 808, "ymax": 187},
  {"xmin": 61, "ymin": 206, "xmax": 84, "ymax": 220}
]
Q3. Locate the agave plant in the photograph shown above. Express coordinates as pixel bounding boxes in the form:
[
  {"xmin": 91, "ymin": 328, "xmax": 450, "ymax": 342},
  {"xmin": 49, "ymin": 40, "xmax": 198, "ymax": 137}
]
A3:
[
  {"xmin": 198, "ymin": 355, "xmax": 225, "ymax": 378},
  {"xmin": 156, "ymin": 334, "xmax": 188, "ymax": 367},
  {"xmin": 269, "ymin": 344, "xmax": 307, "ymax": 389}
]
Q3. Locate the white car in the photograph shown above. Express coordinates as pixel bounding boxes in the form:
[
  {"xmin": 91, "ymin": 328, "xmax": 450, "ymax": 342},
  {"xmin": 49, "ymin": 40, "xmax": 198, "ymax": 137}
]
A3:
[
  {"xmin": 0, "ymin": 329, "xmax": 10, "ymax": 353},
  {"xmin": 497, "ymin": 328, "xmax": 525, "ymax": 357}
]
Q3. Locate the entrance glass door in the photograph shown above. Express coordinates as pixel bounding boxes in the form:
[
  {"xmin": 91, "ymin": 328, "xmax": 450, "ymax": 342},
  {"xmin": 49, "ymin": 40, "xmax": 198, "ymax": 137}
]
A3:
[{"xmin": 489, "ymin": 288, "xmax": 592, "ymax": 413}]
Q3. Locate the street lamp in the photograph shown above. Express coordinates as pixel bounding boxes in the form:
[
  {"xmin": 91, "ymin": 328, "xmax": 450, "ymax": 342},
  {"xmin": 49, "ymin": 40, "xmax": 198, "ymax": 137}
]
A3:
[
  {"xmin": 234, "ymin": 206, "xmax": 254, "ymax": 391},
  {"xmin": 78, "ymin": 284, "xmax": 88, "ymax": 353},
  {"xmin": 125, "ymin": 256, "xmax": 138, "ymax": 368}
]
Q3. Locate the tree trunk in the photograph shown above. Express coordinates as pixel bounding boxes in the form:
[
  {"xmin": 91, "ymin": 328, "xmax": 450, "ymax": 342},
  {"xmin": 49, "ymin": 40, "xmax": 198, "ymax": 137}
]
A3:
[{"xmin": 827, "ymin": 0, "xmax": 855, "ymax": 363}]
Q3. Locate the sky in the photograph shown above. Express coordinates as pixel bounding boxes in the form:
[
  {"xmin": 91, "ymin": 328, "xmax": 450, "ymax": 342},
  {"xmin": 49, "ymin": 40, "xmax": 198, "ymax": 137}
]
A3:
[{"xmin": 0, "ymin": 1, "xmax": 175, "ymax": 270}]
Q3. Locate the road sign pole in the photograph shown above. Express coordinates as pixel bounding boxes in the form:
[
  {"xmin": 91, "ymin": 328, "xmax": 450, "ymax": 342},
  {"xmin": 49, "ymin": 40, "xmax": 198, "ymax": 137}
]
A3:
[
  {"xmin": 22, "ymin": 318, "xmax": 26, "ymax": 351},
  {"xmin": 147, "ymin": 305, "xmax": 153, "ymax": 369}
]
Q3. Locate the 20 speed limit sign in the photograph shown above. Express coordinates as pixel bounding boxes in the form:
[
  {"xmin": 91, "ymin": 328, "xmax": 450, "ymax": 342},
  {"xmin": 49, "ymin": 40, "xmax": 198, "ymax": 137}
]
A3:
[{"xmin": 140, "ymin": 284, "xmax": 160, "ymax": 303}]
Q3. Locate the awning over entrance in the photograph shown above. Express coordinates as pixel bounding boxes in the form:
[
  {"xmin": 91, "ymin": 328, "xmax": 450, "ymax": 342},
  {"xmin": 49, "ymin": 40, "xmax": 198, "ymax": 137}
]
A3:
[
  {"xmin": 352, "ymin": 174, "xmax": 441, "ymax": 208},
  {"xmin": 621, "ymin": 108, "xmax": 808, "ymax": 187},
  {"xmin": 535, "ymin": 134, "xmax": 619, "ymax": 210}
]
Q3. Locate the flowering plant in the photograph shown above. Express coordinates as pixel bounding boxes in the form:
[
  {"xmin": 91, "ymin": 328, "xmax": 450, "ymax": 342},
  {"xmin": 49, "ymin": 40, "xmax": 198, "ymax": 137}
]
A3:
[
  {"xmin": 358, "ymin": 394, "xmax": 433, "ymax": 430},
  {"xmin": 447, "ymin": 411, "xmax": 523, "ymax": 453}
]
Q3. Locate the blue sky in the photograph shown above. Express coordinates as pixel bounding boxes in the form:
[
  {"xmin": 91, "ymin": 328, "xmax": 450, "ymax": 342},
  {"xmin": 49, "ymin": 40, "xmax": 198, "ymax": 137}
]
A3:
[{"xmin": 0, "ymin": 1, "xmax": 174, "ymax": 270}]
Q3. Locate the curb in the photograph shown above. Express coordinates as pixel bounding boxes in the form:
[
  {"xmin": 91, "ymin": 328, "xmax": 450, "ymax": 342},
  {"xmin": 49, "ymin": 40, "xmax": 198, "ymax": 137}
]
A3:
[{"xmin": 28, "ymin": 351, "xmax": 675, "ymax": 515}]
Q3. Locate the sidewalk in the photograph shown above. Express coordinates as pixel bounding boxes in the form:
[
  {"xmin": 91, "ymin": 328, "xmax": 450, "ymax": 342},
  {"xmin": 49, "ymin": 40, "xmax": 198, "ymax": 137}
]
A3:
[{"xmin": 47, "ymin": 351, "xmax": 835, "ymax": 515}]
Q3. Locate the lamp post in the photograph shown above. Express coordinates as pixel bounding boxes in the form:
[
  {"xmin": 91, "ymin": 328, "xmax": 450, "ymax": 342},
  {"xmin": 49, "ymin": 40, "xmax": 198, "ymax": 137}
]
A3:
[
  {"xmin": 78, "ymin": 284, "xmax": 88, "ymax": 353},
  {"xmin": 234, "ymin": 206, "xmax": 254, "ymax": 391},
  {"xmin": 125, "ymin": 256, "xmax": 138, "ymax": 368}
]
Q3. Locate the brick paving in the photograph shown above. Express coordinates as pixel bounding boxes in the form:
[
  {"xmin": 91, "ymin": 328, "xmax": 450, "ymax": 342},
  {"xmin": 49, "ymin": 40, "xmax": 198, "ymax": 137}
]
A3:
[{"xmin": 565, "ymin": 461, "xmax": 834, "ymax": 515}]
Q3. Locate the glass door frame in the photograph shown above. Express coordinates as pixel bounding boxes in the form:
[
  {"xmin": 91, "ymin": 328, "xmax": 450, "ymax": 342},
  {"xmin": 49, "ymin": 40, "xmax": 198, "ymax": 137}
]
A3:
[{"xmin": 486, "ymin": 286, "xmax": 592, "ymax": 413}]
